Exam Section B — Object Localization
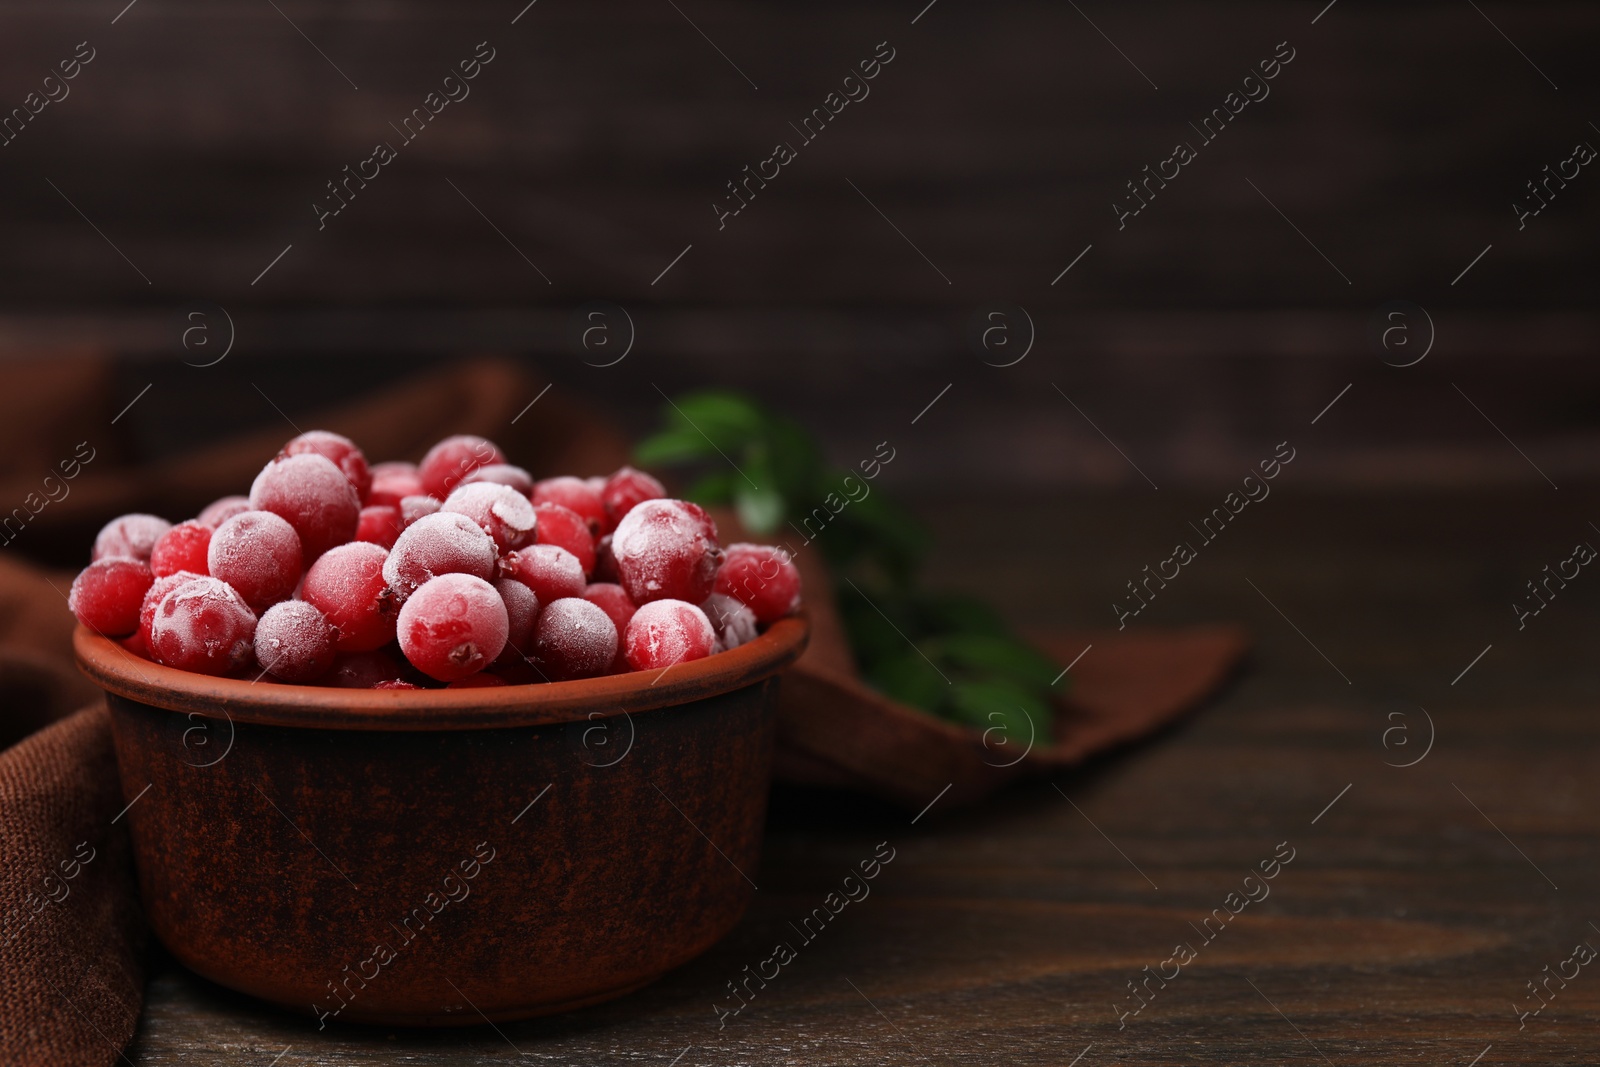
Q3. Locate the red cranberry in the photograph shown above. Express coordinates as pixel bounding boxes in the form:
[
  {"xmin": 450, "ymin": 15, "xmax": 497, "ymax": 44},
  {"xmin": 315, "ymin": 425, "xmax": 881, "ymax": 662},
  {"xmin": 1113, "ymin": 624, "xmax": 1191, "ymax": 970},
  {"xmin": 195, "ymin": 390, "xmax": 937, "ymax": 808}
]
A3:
[
  {"xmin": 533, "ymin": 597, "xmax": 618, "ymax": 680},
  {"xmin": 495, "ymin": 577, "xmax": 539, "ymax": 665},
  {"xmin": 399, "ymin": 495, "xmax": 442, "ymax": 529},
  {"xmin": 69, "ymin": 558, "xmax": 154, "ymax": 636},
  {"xmin": 700, "ymin": 592, "xmax": 759, "ymax": 651},
  {"xmin": 501, "ymin": 543, "xmax": 585, "ymax": 605},
  {"xmin": 601, "ymin": 467, "xmax": 665, "ymax": 532},
  {"xmin": 280, "ymin": 430, "xmax": 371, "ymax": 503},
  {"xmin": 532, "ymin": 502, "xmax": 596, "ymax": 575},
  {"xmin": 255, "ymin": 600, "xmax": 337, "ymax": 682},
  {"xmin": 532, "ymin": 476, "xmax": 606, "ymax": 533},
  {"xmin": 611, "ymin": 498, "xmax": 721, "ymax": 605},
  {"xmin": 208, "ymin": 510, "xmax": 302, "ymax": 612},
  {"xmin": 368, "ymin": 469, "xmax": 425, "ymax": 508},
  {"xmin": 383, "ymin": 512, "xmax": 497, "ymax": 600},
  {"xmin": 715, "ymin": 543, "xmax": 802, "ymax": 624},
  {"xmin": 396, "ymin": 573, "xmax": 509, "ymax": 682},
  {"xmin": 149, "ymin": 520, "xmax": 212, "ymax": 578},
  {"xmin": 197, "ymin": 496, "xmax": 251, "ymax": 529},
  {"xmin": 139, "ymin": 570, "xmax": 205, "ymax": 647},
  {"xmin": 249, "ymin": 453, "xmax": 361, "ymax": 559},
  {"xmin": 584, "ymin": 582, "xmax": 637, "ymax": 672},
  {"xmin": 354, "ymin": 505, "xmax": 403, "ymax": 549},
  {"xmin": 303, "ymin": 542, "xmax": 399, "ymax": 652},
  {"xmin": 462, "ymin": 464, "xmax": 535, "ymax": 496},
  {"xmin": 623, "ymin": 599, "xmax": 715, "ymax": 671},
  {"xmin": 443, "ymin": 482, "xmax": 536, "ymax": 552},
  {"xmin": 148, "ymin": 577, "xmax": 257, "ymax": 675},
  {"xmin": 418, "ymin": 435, "xmax": 505, "ymax": 499},
  {"xmin": 92, "ymin": 514, "xmax": 171, "ymax": 563}
]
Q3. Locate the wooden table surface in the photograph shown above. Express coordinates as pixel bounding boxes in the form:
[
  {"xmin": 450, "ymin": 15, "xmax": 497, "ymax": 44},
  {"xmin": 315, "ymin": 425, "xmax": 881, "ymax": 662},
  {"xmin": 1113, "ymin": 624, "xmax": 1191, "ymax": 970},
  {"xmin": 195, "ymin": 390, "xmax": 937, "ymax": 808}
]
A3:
[{"xmin": 130, "ymin": 489, "xmax": 1600, "ymax": 1065}]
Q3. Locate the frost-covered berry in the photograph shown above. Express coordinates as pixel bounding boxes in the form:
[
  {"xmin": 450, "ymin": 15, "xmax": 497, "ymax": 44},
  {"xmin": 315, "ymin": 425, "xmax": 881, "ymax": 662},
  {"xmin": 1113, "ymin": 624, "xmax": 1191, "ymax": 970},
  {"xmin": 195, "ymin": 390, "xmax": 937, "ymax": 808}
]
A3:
[
  {"xmin": 533, "ymin": 597, "xmax": 618, "ymax": 681},
  {"xmin": 601, "ymin": 467, "xmax": 665, "ymax": 532},
  {"xmin": 396, "ymin": 573, "xmax": 509, "ymax": 682},
  {"xmin": 249, "ymin": 452, "xmax": 361, "ymax": 559},
  {"xmin": 495, "ymin": 577, "xmax": 539, "ymax": 665},
  {"xmin": 148, "ymin": 577, "xmax": 257, "ymax": 675},
  {"xmin": 92, "ymin": 514, "xmax": 172, "ymax": 563},
  {"xmin": 532, "ymin": 502, "xmax": 595, "ymax": 575},
  {"xmin": 611, "ymin": 499, "xmax": 721, "ymax": 605},
  {"xmin": 280, "ymin": 430, "xmax": 371, "ymax": 503},
  {"xmin": 501, "ymin": 543, "xmax": 585, "ymax": 605},
  {"xmin": 149, "ymin": 520, "xmax": 212, "ymax": 578},
  {"xmin": 197, "ymin": 496, "xmax": 252, "ymax": 529},
  {"xmin": 207, "ymin": 510, "xmax": 302, "ymax": 612},
  {"xmin": 368, "ymin": 467, "xmax": 425, "ymax": 509},
  {"xmin": 532, "ymin": 476, "xmax": 606, "ymax": 533},
  {"xmin": 582, "ymin": 582, "xmax": 637, "ymax": 637},
  {"xmin": 303, "ymin": 541, "xmax": 399, "ymax": 652},
  {"xmin": 354, "ymin": 505, "xmax": 403, "ymax": 549},
  {"xmin": 462, "ymin": 463, "xmax": 534, "ymax": 496},
  {"xmin": 69, "ymin": 558, "xmax": 154, "ymax": 636},
  {"xmin": 714, "ymin": 543, "xmax": 801, "ymax": 624},
  {"xmin": 418, "ymin": 435, "xmax": 505, "ymax": 499},
  {"xmin": 139, "ymin": 570, "xmax": 205, "ymax": 648},
  {"xmin": 383, "ymin": 512, "xmax": 497, "ymax": 600},
  {"xmin": 700, "ymin": 592, "xmax": 759, "ymax": 652},
  {"xmin": 399, "ymin": 495, "xmax": 442, "ymax": 529},
  {"xmin": 443, "ymin": 482, "xmax": 537, "ymax": 552},
  {"xmin": 255, "ymin": 600, "xmax": 337, "ymax": 682},
  {"xmin": 623, "ymin": 599, "xmax": 715, "ymax": 672}
]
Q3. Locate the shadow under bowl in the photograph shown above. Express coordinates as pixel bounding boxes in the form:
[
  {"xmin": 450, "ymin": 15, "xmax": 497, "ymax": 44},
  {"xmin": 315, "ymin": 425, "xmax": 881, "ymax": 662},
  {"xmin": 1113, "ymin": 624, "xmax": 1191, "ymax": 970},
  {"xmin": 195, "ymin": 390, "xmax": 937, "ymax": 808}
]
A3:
[{"xmin": 74, "ymin": 616, "xmax": 808, "ymax": 1026}]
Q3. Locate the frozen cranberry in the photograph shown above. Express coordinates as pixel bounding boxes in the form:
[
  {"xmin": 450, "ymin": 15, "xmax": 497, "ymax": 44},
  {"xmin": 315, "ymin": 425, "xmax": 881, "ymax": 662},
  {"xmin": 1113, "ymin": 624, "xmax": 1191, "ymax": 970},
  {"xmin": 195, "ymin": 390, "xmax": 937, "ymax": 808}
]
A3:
[
  {"xmin": 700, "ymin": 592, "xmax": 759, "ymax": 651},
  {"xmin": 715, "ymin": 543, "xmax": 802, "ymax": 623},
  {"xmin": 593, "ymin": 534, "xmax": 619, "ymax": 582},
  {"xmin": 303, "ymin": 542, "xmax": 399, "ymax": 652},
  {"xmin": 383, "ymin": 511, "xmax": 497, "ymax": 600},
  {"xmin": 92, "ymin": 514, "xmax": 172, "ymax": 563},
  {"xmin": 254, "ymin": 600, "xmax": 337, "ymax": 682},
  {"xmin": 601, "ymin": 467, "xmax": 665, "ymax": 531},
  {"xmin": 462, "ymin": 463, "xmax": 535, "ymax": 496},
  {"xmin": 585, "ymin": 475, "xmax": 608, "ymax": 496},
  {"xmin": 148, "ymin": 577, "xmax": 257, "ymax": 676},
  {"xmin": 532, "ymin": 502, "xmax": 596, "ymax": 575},
  {"xmin": 69, "ymin": 558, "xmax": 154, "ymax": 637},
  {"xmin": 533, "ymin": 597, "xmax": 617, "ymax": 681},
  {"xmin": 443, "ymin": 483, "xmax": 536, "ymax": 552},
  {"xmin": 371, "ymin": 461, "xmax": 418, "ymax": 479},
  {"xmin": 448, "ymin": 673, "xmax": 508, "ymax": 689},
  {"xmin": 139, "ymin": 570, "xmax": 205, "ymax": 647},
  {"xmin": 329, "ymin": 647, "xmax": 407, "ymax": 689},
  {"xmin": 354, "ymin": 505, "xmax": 403, "ymax": 549},
  {"xmin": 418, "ymin": 435, "xmax": 505, "ymax": 499},
  {"xmin": 208, "ymin": 510, "xmax": 302, "ymax": 612},
  {"xmin": 501, "ymin": 543, "xmax": 585, "ymax": 605},
  {"xmin": 374, "ymin": 679, "xmax": 422, "ymax": 690},
  {"xmin": 197, "ymin": 495, "xmax": 252, "ymax": 529},
  {"xmin": 623, "ymin": 599, "xmax": 715, "ymax": 672},
  {"xmin": 396, "ymin": 573, "xmax": 509, "ymax": 682},
  {"xmin": 582, "ymin": 582, "xmax": 637, "ymax": 636},
  {"xmin": 533, "ymin": 476, "xmax": 606, "ymax": 533},
  {"xmin": 495, "ymin": 577, "xmax": 539, "ymax": 664},
  {"xmin": 249, "ymin": 453, "xmax": 361, "ymax": 559},
  {"xmin": 399, "ymin": 495, "xmax": 442, "ymax": 529},
  {"xmin": 280, "ymin": 430, "xmax": 371, "ymax": 502},
  {"xmin": 368, "ymin": 469, "xmax": 425, "ymax": 508},
  {"xmin": 611, "ymin": 499, "xmax": 721, "ymax": 605},
  {"xmin": 149, "ymin": 520, "xmax": 212, "ymax": 578}
]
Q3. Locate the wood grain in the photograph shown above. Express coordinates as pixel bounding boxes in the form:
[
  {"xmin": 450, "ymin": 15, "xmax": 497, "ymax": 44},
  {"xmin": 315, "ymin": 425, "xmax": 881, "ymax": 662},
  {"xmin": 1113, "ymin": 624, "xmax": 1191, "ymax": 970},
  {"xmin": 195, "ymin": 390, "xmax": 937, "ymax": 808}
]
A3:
[{"xmin": 128, "ymin": 488, "xmax": 1600, "ymax": 1064}]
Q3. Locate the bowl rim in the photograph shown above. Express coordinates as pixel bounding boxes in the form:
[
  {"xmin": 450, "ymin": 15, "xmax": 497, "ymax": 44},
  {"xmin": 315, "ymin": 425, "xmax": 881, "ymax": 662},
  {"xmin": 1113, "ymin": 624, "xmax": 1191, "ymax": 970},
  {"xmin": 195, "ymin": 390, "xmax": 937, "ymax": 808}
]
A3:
[{"xmin": 74, "ymin": 615, "xmax": 808, "ymax": 732}]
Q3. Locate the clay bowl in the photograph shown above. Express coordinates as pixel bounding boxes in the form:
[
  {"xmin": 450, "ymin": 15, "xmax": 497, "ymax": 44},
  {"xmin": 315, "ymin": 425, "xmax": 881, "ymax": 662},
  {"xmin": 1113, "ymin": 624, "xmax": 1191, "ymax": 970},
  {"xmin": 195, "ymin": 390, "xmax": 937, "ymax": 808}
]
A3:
[{"xmin": 74, "ymin": 617, "xmax": 808, "ymax": 1026}]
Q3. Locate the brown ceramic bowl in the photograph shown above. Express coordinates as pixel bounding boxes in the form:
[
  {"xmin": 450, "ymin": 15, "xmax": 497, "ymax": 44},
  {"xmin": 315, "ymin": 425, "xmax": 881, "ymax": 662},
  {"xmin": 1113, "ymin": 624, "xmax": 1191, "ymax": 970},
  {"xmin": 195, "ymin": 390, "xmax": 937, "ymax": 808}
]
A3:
[{"xmin": 74, "ymin": 617, "xmax": 807, "ymax": 1026}]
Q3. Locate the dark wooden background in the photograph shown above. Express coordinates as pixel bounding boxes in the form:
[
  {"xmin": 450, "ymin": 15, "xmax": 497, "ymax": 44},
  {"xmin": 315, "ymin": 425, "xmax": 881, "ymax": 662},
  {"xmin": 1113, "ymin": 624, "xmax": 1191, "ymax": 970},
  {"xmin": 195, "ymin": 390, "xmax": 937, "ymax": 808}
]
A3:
[{"xmin": 1, "ymin": 0, "xmax": 1596, "ymax": 489}]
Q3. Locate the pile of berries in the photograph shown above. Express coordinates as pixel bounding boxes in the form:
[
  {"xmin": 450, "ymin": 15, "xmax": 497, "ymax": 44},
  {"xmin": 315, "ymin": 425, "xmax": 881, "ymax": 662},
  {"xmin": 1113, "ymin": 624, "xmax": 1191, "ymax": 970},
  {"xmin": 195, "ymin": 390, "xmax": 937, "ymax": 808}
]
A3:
[{"xmin": 69, "ymin": 432, "xmax": 801, "ymax": 688}]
